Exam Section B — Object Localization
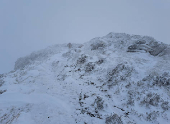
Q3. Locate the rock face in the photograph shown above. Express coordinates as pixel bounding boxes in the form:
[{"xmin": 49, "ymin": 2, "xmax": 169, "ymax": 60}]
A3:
[
  {"xmin": 127, "ymin": 40, "xmax": 168, "ymax": 56},
  {"xmin": 149, "ymin": 43, "xmax": 167, "ymax": 56},
  {"xmin": 0, "ymin": 32, "xmax": 170, "ymax": 124}
]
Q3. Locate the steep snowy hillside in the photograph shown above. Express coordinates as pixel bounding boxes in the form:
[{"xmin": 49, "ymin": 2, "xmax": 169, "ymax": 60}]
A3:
[{"xmin": 0, "ymin": 32, "xmax": 170, "ymax": 124}]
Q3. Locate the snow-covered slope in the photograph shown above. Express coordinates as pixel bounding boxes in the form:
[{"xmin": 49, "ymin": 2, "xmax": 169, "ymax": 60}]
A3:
[{"xmin": 0, "ymin": 32, "xmax": 170, "ymax": 124}]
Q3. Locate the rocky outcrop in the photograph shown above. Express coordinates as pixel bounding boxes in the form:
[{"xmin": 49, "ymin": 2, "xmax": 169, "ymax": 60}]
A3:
[{"xmin": 127, "ymin": 40, "xmax": 169, "ymax": 56}]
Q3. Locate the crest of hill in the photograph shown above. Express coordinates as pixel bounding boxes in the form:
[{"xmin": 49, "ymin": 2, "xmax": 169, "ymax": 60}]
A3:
[
  {"xmin": 14, "ymin": 43, "xmax": 81, "ymax": 70},
  {"xmin": 14, "ymin": 32, "xmax": 170, "ymax": 70}
]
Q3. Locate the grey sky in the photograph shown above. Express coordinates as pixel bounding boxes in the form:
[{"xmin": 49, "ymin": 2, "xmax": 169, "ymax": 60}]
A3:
[{"xmin": 0, "ymin": 0, "xmax": 170, "ymax": 74}]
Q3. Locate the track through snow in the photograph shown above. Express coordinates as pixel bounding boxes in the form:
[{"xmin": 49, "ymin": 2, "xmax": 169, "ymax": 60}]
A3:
[{"xmin": 0, "ymin": 33, "xmax": 170, "ymax": 124}]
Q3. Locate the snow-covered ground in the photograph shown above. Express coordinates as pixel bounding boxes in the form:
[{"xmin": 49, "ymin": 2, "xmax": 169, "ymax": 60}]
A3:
[{"xmin": 0, "ymin": 33, "xmax": 170, "ymax": 124}]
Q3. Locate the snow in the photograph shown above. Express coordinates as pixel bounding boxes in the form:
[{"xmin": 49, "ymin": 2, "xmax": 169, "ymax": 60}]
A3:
[{"xmin": 0, "ymin": 32, "xmax": 170, "ymax": 124}]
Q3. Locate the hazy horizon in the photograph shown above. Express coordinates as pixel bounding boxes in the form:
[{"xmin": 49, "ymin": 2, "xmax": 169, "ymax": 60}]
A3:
[{"xmin": 0, "ymin": 0, "xmax": 170, "ymax": 74}]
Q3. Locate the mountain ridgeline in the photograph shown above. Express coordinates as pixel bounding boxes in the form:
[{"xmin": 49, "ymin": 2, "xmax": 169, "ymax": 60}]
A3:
[{"xmin": 14, "ymin": 33, "xmax": 170, "ymax": 70}]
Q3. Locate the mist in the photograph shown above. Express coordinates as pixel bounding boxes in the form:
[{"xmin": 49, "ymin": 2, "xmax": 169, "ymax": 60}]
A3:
[{"xmin": 0, "ymin": 0, "xmax": 170, "ymax": 74}]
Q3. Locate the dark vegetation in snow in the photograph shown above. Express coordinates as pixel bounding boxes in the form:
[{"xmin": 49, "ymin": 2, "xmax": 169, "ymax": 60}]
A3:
[
  {"xmin": 106, "ymin": 63, "xmax": 133, "ymax": 88},
  {"xmin": 91, "ymin": 41, "xmax": 106, "ymax": 50}
]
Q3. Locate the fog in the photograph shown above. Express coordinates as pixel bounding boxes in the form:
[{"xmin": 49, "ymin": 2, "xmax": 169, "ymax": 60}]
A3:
[{"xmin": 0, "ymin": 0, "xmax": 170, "ymax": 74}]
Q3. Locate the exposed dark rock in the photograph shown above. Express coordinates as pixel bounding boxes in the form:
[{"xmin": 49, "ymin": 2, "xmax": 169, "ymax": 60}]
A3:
[
  {"xmin": 146, "ymin": 111, "xmax": 159, "ymax": 121},
  {"xmin": 127, "ymin": 40, "xmax": 169, "ymax": 56},
  {"xmin": 0, "ymin": 74, "xmax": 3, "ymax": 78},
  {"xmin": 128, "ymin": 44, "xmax": 138, "ymax": 51},
  {"xmin": 77, "ymin": 54, "xmax": 87, "ymax": 64},
  {"xmin": 85, "ymin": 62, "xmax": 95, "ymax": 72},
  {"xmin": 67, "ymin": 43, "xmax": 72, "ymax": 49},
  {"xmin": 135, "ymin": 40, "xmax": 146, "ymax": 44},
  {"xmin": 0, "ymin": 90, "xmax": 6, "ymax": 94},
  {"xmin": 96, "ymin": 59, "xmax": 104, "ymax": 65},
  {"xmin": 153, "ymin": 72, "xmax": 170, "ymax": 88},
  {"xmin": 127, "ymin": 44, "xmax": 152, "ymax": 52},
  {"xmin": 0, "ymin": 80, "xmax": 5, "ymax": 87},
  {"xmin": 161, "ymin": 102, "xmax": 169, "ymax": 111},
  {"xmin": 94, "ymin": 96, "xmax": 104, "ymax": 110},
  {"xmin": 105, "ymin": 114, "xmax": 123, "ymax": 124},
  {"xmin": 140, "ymin": 93, "xmax": 160, "ymax": 107},
  {"xmin": 149, "ymin": 43, "xmax": 167, "ymax": 56},
  {"xmin": 127, "ymin": 91, "xmax": 135, "ymax": 106}
]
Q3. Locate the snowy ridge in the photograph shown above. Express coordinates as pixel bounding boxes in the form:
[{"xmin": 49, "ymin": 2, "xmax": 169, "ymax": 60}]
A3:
[
  {"xmin": 0, "ymin": 32, "xmax": 170, "ymax": 124},
  {"xmin": 14, "ymin": 43, "xmax": 81, "ymax": 70}
]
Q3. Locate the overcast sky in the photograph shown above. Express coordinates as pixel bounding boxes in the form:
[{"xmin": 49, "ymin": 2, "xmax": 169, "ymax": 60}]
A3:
[{"xmin": 0, "ymin": 0, "xmax": 170, "ymax": 74}]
